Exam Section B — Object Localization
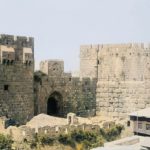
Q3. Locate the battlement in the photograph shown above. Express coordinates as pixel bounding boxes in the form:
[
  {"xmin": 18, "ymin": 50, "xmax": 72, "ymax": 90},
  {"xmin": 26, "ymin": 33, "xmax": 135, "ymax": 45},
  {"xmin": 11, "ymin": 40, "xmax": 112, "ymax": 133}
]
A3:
[
  {"xmin": 41, "ymin": 59, "xmax": 64, "ymax": 63},
  {"xmin": 0, "ymin": 34, "xmax": 34, "ymax": 65},
  {"xmin": 0, "ymin": 34, "xmax": 34, "ymax": 48},
  {"xmin": 40, "ymin": 59, "xmax": 64, "ymax": 76},
  {"xmin": 80, "ymin": 45, "xmax": 100, "ymax": 50},
  {"xmin": 0, "ymin": 34, "xmax": 34, "ymax": 123},
  {"xmin": 101, "ymin": 43, "xmax": 150, "ymax": 49},
  {"xmin": 80, "ymin": 43, "xmax": 150, "ymax": 51}
]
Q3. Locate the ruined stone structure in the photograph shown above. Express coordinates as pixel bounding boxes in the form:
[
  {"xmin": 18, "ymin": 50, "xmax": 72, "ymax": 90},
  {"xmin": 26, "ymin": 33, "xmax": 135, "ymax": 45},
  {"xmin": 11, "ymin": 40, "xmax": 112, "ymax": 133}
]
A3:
[
  {"xmin": 0, "ymin": 34, "xmax": 150, "ymax": 124},
  {"xmin": 0, "ymin": 34, "xmax": 34, "ymax": 124},
  {"xmin": 80, "ymin": 44, "xmax": 150, "ymax": 118}
]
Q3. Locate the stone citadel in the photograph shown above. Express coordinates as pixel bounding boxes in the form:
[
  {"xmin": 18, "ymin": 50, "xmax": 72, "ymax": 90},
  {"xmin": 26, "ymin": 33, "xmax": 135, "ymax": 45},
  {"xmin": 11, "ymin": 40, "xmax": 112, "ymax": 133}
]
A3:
[{"xmin": 0, "ymin": 34, "xmax": 150, "ymax": 124}]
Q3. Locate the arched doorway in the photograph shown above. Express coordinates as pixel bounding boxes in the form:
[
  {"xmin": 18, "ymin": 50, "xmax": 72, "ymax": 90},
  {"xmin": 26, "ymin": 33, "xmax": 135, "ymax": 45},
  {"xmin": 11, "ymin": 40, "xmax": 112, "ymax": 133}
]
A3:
[{"xmin": 47, "ymin": 91, "xmax": 63, "ymax": 116}]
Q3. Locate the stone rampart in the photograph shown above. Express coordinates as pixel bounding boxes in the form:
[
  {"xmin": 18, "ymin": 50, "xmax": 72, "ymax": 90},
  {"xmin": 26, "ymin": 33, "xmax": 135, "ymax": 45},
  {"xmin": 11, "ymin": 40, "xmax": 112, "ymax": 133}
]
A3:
[
  {"xmin": 34, "ymin": 60, "xmax": 96, "ymax": 117},
  {"xmin": 0, "ymin": 34, "xmax": 34, "ymax": 124}
]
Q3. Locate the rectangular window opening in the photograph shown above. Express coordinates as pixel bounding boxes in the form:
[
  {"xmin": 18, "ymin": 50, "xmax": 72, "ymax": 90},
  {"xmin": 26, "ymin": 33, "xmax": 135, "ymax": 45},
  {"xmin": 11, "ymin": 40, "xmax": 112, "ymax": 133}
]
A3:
[
  {"xmin": 4, "ymin": 85, "xmax": 9, "ymax": 91},
  {"xmin": 146, "ymin": 124, "xmax": 150, "ymax": 130},
  {"xmin": 138, "ymin": 122, "xmax": 142, "ymax": 129}
]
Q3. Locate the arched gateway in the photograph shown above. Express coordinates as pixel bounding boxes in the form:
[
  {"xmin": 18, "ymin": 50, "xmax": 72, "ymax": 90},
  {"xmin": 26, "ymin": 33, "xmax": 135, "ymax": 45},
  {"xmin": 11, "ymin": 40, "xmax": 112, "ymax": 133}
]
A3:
[{"xmin": 47, "ymin": 91, "xmax": 63, "ymax": 116}]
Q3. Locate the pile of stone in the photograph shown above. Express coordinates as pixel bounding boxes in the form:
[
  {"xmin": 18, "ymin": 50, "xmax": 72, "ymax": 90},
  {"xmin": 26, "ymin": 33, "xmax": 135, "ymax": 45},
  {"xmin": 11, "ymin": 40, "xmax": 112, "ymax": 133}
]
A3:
[{"xmin": 26, "ymin": 114, "xmax": 67, "ymax": 128}]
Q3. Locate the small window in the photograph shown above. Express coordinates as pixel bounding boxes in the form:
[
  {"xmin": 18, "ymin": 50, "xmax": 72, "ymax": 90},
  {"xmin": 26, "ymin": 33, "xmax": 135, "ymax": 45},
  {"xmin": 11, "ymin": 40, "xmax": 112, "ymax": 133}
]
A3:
[
  {"xmin": 97, "ymin": 60, "xmax": 100, "ymax": 65},
  {"xmin": 25, "ymin": 61, "xmax": 28, "ymax": 66},
  {"xmin": 138, "ymin": 122, "xmax": 142, "ymax": 129},
  {"xmin": 3, "ymin": 59, "xmax": 6, "ymax": 64},
  {"xmin": 68, "ymin": 116, "xmax": 71, "ymax": 124},
  {"xmin": 127, "ymin": 121, "xmax": 130, "ymax": 127},
  {"xmin": 69, "ymin": 78, "xmax": 71, "ymax": 81},
  {"xmin": 7, "ymin": 60, "xmax": 10, "ymax": 65},
  {"xmin": 4, "ymin": 85, "xmax": 9, "ymax": 91},
  {"xmin": 29, "ymin": 61, "xmax": 31, "ymax": 66},
  {"xmin": 146, "ymin": 124, "xmax": 150, "ymax": 130},
  {"xmin": 33, "ymin": 88, "xmax": 36, "ymax": 92},
  {"xmin": 10, "ymin": 60, "xmax": 14, "ymax": 65}
]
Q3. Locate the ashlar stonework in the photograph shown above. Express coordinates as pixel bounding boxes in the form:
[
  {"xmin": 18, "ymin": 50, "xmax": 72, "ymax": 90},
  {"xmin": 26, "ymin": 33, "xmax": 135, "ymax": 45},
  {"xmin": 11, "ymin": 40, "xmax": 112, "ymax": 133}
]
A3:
[
  {"xmin": 0, "ymin": 34, "xmax": 34, "ymax": 124},
  {"xmin": 80, "ymin": 43, "xmax": 150, "ymax": 118},
  {"xmin": 0, "ymin": 34, "xmax": 150, "ymax": 124}
]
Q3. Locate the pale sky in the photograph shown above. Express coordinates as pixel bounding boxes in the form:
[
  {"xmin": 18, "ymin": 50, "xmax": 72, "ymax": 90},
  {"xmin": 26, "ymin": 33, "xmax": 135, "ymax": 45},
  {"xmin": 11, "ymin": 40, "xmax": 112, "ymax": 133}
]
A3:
[{"xmin": 0, "ymin": 0, "xmax": 150, "ymax": 72}]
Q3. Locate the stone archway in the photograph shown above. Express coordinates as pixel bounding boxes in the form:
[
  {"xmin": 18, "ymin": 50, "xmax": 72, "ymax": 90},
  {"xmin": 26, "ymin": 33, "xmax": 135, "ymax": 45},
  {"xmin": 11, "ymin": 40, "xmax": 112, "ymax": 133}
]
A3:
[{"xmin": 47, "ymin": 91, "xmax": 63, "ymax": 116}]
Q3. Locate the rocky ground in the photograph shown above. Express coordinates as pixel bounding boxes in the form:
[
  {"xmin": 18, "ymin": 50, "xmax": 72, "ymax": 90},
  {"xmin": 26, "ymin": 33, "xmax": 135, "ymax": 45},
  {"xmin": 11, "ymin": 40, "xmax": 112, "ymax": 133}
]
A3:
[
  {"xmin": 26, "ymin": 113, "xmax": 117, "ymax": 128},
  {"xmin": 0, "ymin": 113, "xmax": 130, "ymax": 133},
  {"xmin": 0, "ymin": 113, "xmax": 132, "ymax": 150},
  {"xmin": 26, "ymin": 114, "xmax": 68, "ymax": 128}
]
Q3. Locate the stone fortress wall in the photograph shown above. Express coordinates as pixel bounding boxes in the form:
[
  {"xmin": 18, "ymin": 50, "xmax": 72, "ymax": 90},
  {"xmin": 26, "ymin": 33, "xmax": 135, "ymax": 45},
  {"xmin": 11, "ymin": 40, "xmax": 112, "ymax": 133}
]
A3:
[
  {"xmin": 0, "ymin": 34, "xmax": 96, "ymax": 124},
  {"xmin": 0, "ymin": 34, "xmax": 34, "ymax": 124},
  {"xmin": 34, "ymin": 59, "xmax": 96, "ymax": 117},
  {"xmin": 80, "ymin": 43, "xmax": 150, "ymax": 117},
  {"xmin": 80, "ymin": 45, "xmax": 98, "ymax": 79},
  {"xmin": 0, "ymin": 33, "xmax": 150, "ymax": 124}
]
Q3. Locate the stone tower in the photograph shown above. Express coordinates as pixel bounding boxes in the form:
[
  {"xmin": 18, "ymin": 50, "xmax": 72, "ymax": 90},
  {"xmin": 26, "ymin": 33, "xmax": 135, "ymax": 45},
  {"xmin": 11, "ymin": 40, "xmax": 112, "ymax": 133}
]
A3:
[
  {"xmin": 96, "ymin": 43, "xmax": 150, "ymax": 117},
  {"xmin": 80, "ymin": 43, "xmax": 150, "ymax": 118},
  {"xmin": 80, "ymin": 45, "xmax": 99, "ymax": 79},
  {"xmin": 0, "ymin": 34, "xmax": 34, "ymax": 124},
  {"xmin": 40, "ymin": 59, "xmax": 64, "ymax": 77}
]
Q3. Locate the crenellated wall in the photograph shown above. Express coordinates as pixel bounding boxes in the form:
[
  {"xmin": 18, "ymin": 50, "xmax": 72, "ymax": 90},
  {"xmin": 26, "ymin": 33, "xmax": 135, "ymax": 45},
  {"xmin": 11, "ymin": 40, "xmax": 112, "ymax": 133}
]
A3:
[
  {"xmin": 34, "ymin": 60, "xmax": 96, "ymax": 117},
  {"xmin": 1, "ymin": 34, "xmax": 150, "ymax": 124},
  {"xmin": 40, "ymin": 60, "xmax": 64, "ymax": 77},
  {"xmin": 0, "ymin": 34, "xmax": 34, "ymax": 124},
  {"xmin": 97, "ymin": 43, "xmax": 150, "ymax": 117},
  {"xmin": 80, "ymin": 43, "xmax": 150, "ymax": 118}
]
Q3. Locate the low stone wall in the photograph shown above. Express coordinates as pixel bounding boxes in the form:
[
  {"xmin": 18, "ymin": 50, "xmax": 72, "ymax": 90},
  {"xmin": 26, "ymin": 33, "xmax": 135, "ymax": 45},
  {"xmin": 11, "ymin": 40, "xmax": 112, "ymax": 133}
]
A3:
[{"xmin": 10, "ymin": 124, "xmax": 100, "ymax": 141}]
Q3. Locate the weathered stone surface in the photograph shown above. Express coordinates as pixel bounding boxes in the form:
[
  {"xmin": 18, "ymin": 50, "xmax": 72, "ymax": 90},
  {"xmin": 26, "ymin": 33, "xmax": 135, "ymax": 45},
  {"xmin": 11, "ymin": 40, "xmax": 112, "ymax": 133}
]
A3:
[
  {"xmin": 80, "ymin": 43, "xmax": 150, "ymax": 117},
  {"xmin": 34, "ymin": 60, "xmax": 96, "ymax": 117},
  {"xmin": 1, "ymin": 34, "xmax": 150, "ymax": 123},
  {"xmin": 0, "ymin": 34, "xmax": 34, "ymax": 124}
]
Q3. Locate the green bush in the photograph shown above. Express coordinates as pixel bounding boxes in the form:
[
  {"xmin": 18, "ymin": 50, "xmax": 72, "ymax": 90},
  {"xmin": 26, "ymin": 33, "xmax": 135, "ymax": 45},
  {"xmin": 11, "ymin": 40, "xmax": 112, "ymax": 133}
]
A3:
[
  {"xmin": 71, "ymin": 130, "xmax": 86, "ymax": 142},
  {"xmin": 99, "ymin": 124, "xmax": 124, "ymax": 142},
  {"xmin": 28, "ymin": 124, "xmax": 124, "ymax": 150},
  {"xmin": 116, "ymin": 124, "xmax": 124, "ymax": 133},
  {"xmin": 34, "ymin": 71, "xmax": 46, "ymax": 83},
  {"xmin": 71, "ymin": 130, "xmax": 97, "ymax": 144},
  {"xmin": 58, "ymin": 134, "xmax": 75, "ymax": 148},
  {"xmin": 30, "ymin": 133, "xmax": 39, "ymax": 149},
  {"xmin": 30, "ymin": 133, "xmax": 55, "ymax": 148},
  {"xmin": 40, "ymin": 135, "xmax": 54, "ymax": 146},
  {"xmin": 72, "ymin": 130, "xmax": 103, "ymax": 149},
  {"xmin": 0, "ymin": 134, "xmax": 13, "ymax": 150},
  {"xmin": 30, "ymin": 141, "xmax": 37, "ymax": 149}
]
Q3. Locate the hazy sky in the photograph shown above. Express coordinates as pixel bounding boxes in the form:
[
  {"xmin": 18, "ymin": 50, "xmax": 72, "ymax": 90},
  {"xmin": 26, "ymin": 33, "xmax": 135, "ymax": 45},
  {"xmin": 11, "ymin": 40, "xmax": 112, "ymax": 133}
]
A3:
[{"xmin": 0, "ymin": 0, "xmax": 150, "ymax": 72}]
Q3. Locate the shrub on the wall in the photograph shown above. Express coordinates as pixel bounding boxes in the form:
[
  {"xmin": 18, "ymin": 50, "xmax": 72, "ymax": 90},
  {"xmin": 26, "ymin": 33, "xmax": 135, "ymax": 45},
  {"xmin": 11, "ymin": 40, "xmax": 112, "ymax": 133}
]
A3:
[{"xmin": 99, "ymin": 124, "xmax": 124, "ymax": 141}]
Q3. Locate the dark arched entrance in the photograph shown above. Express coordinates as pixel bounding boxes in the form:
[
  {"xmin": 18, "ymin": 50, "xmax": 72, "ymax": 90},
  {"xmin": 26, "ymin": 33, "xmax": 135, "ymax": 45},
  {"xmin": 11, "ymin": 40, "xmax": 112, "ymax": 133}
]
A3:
[{"xmin": 47, "ymin": 91, "xmax": 63, "ymax": 116}]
